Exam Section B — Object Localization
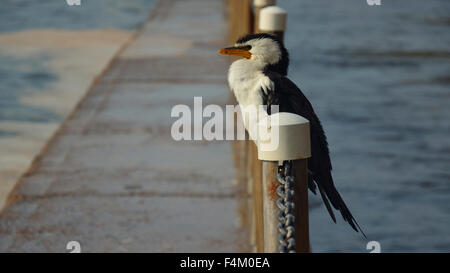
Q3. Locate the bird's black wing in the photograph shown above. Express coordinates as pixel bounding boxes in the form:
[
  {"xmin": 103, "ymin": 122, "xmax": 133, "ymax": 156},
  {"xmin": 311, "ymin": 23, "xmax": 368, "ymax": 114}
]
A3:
[{"xmin": 262, "ymin": 70, "xmax": 365, "ymax": 236}]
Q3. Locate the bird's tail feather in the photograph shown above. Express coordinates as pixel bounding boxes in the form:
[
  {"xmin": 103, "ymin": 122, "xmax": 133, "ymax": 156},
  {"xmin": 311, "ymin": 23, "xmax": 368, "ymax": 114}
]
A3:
[
  {"xmin": 316, "ymin": 175, "xmax": 367, "ymax": 238},
  {"xmin": 317, "ymin": 185, "xmax": 336, "ymax": 223},
  {"xmin": 329, "ymin": 185, "xmax": 366, "ymax": 238}
]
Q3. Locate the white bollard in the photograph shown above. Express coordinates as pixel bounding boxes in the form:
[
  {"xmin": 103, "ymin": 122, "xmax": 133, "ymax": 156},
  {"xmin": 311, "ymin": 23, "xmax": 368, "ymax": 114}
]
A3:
[
  {"xmin": 257, "ymin": 112, "xmax": 311, "ymax": 161},
  {"xmin": 253, "ymin": 0, "xmax": 277, "ymax": 33},
  {"xmin": 259, "ymin": 6, "xmax": 287, "ymax": 39}
]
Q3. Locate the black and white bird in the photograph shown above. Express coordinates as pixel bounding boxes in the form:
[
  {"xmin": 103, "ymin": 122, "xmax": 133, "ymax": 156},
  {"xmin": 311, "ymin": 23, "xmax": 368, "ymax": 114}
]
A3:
[{"xmin": 219, "ymin": 33, "xmax": 365, "ymax": 236}]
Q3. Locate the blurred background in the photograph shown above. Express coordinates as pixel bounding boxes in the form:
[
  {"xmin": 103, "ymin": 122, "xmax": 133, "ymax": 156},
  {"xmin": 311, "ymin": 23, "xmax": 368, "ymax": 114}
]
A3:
[{"xmin": 0, "ymin": 0, "xmax": 449, "ymax": 252}]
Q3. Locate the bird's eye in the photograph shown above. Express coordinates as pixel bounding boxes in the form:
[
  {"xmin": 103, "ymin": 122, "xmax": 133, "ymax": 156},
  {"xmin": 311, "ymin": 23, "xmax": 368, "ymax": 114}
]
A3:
[{"xmin": 237, "ymin": 45, "xmax": 251, "ymax": 51}]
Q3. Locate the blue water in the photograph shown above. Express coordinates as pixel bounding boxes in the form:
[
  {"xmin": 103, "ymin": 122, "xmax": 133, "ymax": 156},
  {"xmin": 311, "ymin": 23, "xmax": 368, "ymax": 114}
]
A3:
[
  {"xmin": 0, "ymin": 0, "xmax": 155, "ymax": 125},
  {"xmin": 0, "ymin": 0, "xmax": 156, "ymax": 32},
  {"xmin": 278, "ymin": 0, "xmax": 450, "ymax": 252},
  {"xmin": 0, "ymin": 54, "xmax": 59, "ymax": 123}
]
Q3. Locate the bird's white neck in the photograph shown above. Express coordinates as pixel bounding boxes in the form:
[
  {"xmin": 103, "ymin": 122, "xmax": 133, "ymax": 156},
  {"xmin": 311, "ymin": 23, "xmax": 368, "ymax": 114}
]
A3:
[{"xmin": 227, "ymin": 59, "xmax": 273, "ymax": 108}]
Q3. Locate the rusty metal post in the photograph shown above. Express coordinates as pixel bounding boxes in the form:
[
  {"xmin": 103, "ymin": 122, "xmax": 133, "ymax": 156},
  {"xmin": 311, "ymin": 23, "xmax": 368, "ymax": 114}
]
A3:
[{"xmin": 258, "ymin": 113, "xmax": 311, "ymax": 253}]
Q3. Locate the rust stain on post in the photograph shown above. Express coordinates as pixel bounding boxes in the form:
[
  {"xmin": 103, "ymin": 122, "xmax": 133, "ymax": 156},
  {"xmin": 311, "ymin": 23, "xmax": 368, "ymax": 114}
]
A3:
[
  {"xmin": 267, "ymin": 174, "xmax": 278, "ymax": 202},
  {"xmin": 262, "ymin": 161, "xmax": 279, "ymax": 252}
]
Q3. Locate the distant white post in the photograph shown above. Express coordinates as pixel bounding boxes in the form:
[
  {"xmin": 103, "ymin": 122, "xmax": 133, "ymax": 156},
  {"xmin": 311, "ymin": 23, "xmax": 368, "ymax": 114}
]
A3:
[
  {"xmin": 258, "ymin": 6, "xmax": 287, "ymax": 40},
  {"xmin": 253, "ymin": 0, "xmax": 276, "ymax": 33}
]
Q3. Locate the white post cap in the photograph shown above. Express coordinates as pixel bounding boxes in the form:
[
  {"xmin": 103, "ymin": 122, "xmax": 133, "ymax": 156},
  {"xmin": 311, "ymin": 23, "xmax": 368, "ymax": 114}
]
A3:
[
  {"xmin": 253, "ymin": 0, "xmax": 276, "ymax": 7},
  {"xmin": 259, "ymin": 6, "xmax": 287, "ymax": 32},
  {"xmin": 257, "ymin": 112, "xmax": 311, "ymax": 161}
]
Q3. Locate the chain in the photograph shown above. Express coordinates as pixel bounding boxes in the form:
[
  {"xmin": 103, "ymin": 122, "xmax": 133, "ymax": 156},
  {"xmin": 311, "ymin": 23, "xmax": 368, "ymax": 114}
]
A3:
[{"xmin": 276, "ymin": 161, "xmax": 296, "ymax": 253}]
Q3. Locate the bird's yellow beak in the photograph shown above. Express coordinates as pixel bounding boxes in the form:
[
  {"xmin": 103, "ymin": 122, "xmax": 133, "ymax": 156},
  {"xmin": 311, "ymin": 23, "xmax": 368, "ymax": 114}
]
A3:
[{"xmin": 218, "ymin": 46, "xmax": 252, "ymax": 59}]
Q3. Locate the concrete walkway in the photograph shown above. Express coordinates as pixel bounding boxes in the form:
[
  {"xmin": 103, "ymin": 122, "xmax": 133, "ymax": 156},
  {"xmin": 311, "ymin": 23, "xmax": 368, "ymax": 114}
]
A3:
[{"xmin": 0, "ymin": 0, "xmax": 248, "ymax": 252}]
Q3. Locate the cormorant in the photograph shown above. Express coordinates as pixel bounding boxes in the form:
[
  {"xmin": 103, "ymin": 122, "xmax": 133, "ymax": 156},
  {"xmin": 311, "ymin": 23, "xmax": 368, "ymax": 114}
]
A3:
[{"xmin": 219, "ymin": 33, "xmax": 365, "ymax": 236}]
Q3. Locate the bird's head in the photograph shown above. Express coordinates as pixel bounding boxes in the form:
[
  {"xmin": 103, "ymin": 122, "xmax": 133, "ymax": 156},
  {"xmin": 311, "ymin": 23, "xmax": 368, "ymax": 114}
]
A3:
[{"xmin": 218, "ymin": 33, "xmax": 289, "ymax": 75}]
